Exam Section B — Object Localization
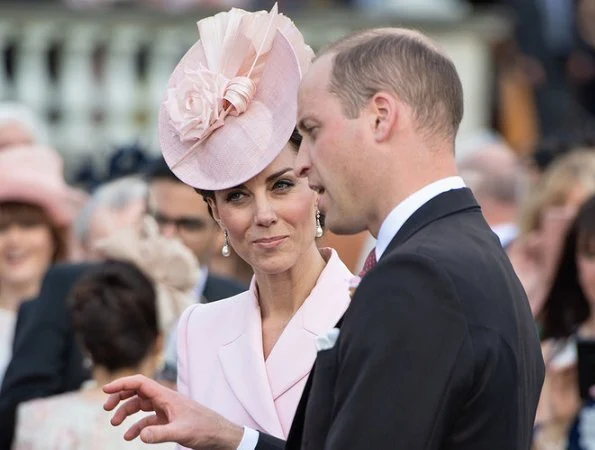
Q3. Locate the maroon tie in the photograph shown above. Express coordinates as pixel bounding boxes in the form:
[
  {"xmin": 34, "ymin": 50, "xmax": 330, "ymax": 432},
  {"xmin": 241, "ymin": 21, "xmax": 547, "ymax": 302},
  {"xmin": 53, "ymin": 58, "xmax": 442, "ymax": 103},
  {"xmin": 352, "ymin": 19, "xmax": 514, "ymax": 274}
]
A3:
[{"xmin": 359, "ymin": 248, "xmax": 377, "ymax": 277}]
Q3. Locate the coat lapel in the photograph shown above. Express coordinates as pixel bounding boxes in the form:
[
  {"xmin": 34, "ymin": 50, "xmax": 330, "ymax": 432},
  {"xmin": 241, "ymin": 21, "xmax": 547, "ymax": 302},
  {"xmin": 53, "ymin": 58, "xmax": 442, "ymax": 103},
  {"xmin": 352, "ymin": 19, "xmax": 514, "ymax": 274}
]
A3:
[
  {"xmin": 218, "ymin": 286, "xmax": 284, "ymax": 437},
  {"xmin": 265, "ymin": 249, "xmax": 352, "ymax": 400}
]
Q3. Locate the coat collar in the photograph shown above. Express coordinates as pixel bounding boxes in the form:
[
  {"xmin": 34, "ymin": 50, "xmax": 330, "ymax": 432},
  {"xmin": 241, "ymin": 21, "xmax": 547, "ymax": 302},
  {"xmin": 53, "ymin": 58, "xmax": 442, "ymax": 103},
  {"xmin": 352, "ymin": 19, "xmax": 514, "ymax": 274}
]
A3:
[
  {"xmin": 218, "ymin": 248, "xmax": 352, "ymax": 436},
  {"xmin": 383, "ymin": 188, "xmax": 480, "ymax": 258}
]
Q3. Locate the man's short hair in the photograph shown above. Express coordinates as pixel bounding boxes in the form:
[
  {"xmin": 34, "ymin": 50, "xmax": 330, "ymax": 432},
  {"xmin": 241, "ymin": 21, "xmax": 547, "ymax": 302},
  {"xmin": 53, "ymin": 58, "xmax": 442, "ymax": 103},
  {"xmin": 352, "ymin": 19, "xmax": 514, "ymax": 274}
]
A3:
[
  {"xmin": 458, "ymin": 147, "xmax": 522, "ymax": 205},
  {"xmin": 318, "ymin": 28, "xmax": 464, "ymax": 140}
]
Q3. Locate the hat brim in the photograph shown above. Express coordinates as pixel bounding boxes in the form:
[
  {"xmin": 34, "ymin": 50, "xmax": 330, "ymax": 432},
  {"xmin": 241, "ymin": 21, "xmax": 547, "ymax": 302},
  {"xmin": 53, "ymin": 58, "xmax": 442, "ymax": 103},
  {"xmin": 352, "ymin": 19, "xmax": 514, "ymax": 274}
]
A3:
[
  {"xmin": 159, "ymin": 30, "xmax": 301, "ymax": 191},
  {"xmin": 0, "ymin": 181, "xmax": 86, "ymax": 227}
]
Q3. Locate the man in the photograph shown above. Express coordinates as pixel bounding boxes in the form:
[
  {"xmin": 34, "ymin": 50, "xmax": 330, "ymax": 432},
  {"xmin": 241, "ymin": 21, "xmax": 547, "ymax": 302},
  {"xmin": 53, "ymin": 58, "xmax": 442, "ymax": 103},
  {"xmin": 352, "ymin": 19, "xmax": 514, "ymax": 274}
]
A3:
[
  {"xmin": 104, "ymin": 27, "xmax": 544, "ymax": 450},
  {"xmin": 144, "ymin": 157, "xmax": 246, "ymax": 303},
  {"xmin": 457, "ymin": 138, "xmax": 524, "ymax": 248},
  {"xmin": 143, "ymin": 158, "xmax": 246, "ymax": 382},
  {"xmin": 72, "ymin": 176, "xmax": 148, "ymax": 260}
]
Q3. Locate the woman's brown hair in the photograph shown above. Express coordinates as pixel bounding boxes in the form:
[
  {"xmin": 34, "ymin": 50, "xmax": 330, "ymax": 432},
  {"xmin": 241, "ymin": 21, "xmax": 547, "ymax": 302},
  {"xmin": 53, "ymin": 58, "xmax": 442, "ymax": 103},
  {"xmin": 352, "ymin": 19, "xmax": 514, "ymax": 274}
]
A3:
[{"xmin": 0, "ymin": 201, "xmax": 70, "ymax": 262}]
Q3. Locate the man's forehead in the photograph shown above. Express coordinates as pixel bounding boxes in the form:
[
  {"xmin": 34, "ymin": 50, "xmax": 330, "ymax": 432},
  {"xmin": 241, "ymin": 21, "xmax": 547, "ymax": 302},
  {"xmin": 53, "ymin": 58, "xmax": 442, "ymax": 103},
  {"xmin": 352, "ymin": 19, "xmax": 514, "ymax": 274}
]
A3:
[
  {"xmin": 298, "ymin": 54, "xmax": 333, "ymax": 114},
  {"xmin": 300, "ymin": 54, "xmax": 333, "ymax": 90}
]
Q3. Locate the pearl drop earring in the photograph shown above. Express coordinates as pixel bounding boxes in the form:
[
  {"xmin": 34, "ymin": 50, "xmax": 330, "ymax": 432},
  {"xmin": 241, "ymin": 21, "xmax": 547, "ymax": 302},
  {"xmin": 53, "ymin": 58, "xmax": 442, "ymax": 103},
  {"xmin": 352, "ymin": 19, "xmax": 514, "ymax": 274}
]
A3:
[
  {"xmin": 315, "ymin": 210, "xmax": 323, "ymax": 238},
  {"xmin": 221, "ymin": 230, "xmax": 231, "ymax": 257}
]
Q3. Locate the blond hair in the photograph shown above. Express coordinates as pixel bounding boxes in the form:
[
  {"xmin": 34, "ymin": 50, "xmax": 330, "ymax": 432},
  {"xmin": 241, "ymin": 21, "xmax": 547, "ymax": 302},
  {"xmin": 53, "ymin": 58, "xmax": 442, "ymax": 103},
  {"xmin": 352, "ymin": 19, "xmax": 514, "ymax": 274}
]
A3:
[{"xmin": 519, "ymin": 150, "xmax": 595, "ymax": 234}]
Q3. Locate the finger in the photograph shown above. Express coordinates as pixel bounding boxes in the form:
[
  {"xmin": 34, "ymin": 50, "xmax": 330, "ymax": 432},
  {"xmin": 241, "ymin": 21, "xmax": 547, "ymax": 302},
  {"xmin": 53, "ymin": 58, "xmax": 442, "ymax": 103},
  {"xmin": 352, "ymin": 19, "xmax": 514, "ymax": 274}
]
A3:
[
  {"xmin": 111, "ymin": 397, "xmax": 143, "ymax": 426},
  {"xmin": 103, "ymin": 374, "xmax": 152, "ymax": 394},
  {"xmin": 103, "ymin": 390, "xmax": 137, "ymax": 411},
  {"xmin": 140, "ymin": 423, "xmax": 179, "ymax": 445},
  {"xmin": 123, "ymin": 414, "xmax": 161, "ymax": 441}
]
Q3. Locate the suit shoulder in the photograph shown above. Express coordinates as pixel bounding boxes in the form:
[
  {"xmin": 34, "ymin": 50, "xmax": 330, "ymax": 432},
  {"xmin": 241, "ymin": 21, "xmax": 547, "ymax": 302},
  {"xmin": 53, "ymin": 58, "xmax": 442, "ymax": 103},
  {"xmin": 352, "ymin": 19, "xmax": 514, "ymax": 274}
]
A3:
[
  {"xmin": 204, "ymin": 274, "xmax": 248, "ymax": 301},
  {"xmin": 357, "ymin": 252, "xmax": 462, "ymax": 314}
]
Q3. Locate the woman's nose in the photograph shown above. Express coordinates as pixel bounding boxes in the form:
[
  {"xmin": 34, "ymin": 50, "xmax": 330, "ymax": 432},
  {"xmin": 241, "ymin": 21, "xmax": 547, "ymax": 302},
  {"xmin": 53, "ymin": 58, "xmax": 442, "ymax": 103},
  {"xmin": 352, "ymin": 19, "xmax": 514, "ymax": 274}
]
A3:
[
  {"xmin": 253, "ymin": 198, "xmax": 277, "ymax": 227},
  {"xmin": 1, "ymin": 225, "xmax": 25, "ymax": 245}
]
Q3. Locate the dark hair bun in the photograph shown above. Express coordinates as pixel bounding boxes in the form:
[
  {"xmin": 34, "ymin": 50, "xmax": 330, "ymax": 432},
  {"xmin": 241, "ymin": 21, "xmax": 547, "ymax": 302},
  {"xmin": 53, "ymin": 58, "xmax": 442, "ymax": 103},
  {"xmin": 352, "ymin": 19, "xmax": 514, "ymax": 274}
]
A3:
[{"xmin": 69, "ymin": 260, "xmax": 158, "ymax": 372}]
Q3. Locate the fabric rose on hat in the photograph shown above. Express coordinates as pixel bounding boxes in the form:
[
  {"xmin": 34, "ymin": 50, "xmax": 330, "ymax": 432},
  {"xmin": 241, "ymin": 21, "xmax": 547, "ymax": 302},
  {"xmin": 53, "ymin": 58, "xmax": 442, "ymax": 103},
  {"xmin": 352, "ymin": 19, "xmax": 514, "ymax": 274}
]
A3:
[{"xmin": 165, "ymin": 68, "xmax": 229, "ymax": 145}]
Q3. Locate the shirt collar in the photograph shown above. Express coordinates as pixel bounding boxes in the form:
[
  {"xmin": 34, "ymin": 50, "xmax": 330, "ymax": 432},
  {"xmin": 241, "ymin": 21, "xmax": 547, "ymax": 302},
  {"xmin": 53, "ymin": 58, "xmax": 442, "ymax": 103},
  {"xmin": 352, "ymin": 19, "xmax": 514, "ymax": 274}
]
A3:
[{"xmin": 376, "ymin": 176, "xmax": 466, "ymax": 259}]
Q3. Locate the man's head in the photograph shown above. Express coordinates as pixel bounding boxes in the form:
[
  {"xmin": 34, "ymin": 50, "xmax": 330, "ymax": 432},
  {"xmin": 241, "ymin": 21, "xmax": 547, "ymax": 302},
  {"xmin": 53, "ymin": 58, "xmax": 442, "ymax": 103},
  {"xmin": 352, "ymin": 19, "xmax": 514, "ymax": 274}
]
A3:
[
  {"xmin": 145, "ymin": 157, "xmax": 219, "ymax": 265},
  {"xmin": 74, "ymin": 177, "xmax": 148, "ymax": 260},
  {"xmin": 296, "ymin": 28, "xmax": 464, "ymax": 236},
  {"xmin": 457, "ymin": 141, "xmax": 523, "ymax": 227}
]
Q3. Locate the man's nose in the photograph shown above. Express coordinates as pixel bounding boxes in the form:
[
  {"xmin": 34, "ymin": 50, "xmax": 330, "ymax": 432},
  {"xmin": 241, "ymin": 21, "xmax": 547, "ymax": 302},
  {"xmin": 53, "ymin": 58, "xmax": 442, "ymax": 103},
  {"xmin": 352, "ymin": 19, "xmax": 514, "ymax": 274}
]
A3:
[
  {"xmin": 160, "ymin": 222, "xmax": 178, "ymax": 238},
  {"xmin": 294, "ymin": 142, "xmax": 311, "ymax": 178}
]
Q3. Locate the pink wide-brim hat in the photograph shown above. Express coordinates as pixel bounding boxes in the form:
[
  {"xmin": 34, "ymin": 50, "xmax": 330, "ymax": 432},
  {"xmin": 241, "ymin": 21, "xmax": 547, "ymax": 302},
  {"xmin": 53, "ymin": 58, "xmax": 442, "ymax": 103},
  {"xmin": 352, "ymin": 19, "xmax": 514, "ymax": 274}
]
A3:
[
  {"xmin": 159, "ymin": 4, "xmax": 313, "ymax": 190},
  {"xmin": 0, "ymin": 145, "xmax": 87, "ymax": 227}
]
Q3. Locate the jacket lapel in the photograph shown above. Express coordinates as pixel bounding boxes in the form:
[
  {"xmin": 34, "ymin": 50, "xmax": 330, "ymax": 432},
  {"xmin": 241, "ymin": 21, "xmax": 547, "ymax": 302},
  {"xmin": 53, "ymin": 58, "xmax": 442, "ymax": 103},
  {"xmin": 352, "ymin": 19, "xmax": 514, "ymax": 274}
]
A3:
[
  {"xmin": 218, "ymin": 286, "xmax": 284, "ymax": 437},
  {"xmin": 265, "ymin": 249, "xmax": 352, "ymax": 400},
  {"xmin": 382, "ymin": 188, "xmax": 481, "ymax": 259}
]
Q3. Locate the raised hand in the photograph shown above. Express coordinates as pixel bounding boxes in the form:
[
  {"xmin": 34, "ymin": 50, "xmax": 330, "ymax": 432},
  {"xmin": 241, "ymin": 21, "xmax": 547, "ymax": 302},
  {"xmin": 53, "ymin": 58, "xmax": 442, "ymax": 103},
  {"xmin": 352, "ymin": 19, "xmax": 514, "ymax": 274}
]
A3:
[{"xmin": 103, "ymin": 374, "xmax": 243, "ymax": 449}]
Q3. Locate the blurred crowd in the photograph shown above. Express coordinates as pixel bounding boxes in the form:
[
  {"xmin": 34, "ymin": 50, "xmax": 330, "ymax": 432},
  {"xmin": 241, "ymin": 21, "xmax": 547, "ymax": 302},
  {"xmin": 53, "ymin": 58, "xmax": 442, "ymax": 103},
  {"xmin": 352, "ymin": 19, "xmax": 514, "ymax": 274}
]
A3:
[{"xmin": 0, "ymin": 1, "xmax": 594, "ymax": 450}]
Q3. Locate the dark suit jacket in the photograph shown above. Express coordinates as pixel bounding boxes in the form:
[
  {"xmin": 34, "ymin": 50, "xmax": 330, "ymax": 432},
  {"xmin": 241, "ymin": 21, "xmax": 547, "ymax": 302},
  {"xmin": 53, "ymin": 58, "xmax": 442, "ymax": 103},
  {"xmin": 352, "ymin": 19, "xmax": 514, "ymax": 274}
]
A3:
[
  {"xmin": 203, "ymin": 273, "xmax": 247, "ymax": 303},
  {"xmin": 257, "ymin": 188, "xmax": 544, "ymax": 450},
  {"xmin": 0, "ymin": 263, "xmax": 96, "ymax": 449}
]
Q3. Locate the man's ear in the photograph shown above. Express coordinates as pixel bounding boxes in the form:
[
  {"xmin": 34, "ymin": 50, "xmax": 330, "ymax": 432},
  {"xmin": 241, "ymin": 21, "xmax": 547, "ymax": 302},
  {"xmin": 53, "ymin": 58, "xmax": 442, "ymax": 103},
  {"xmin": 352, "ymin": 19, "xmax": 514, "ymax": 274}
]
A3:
[{"xmin": 369, "ymin": 91, "xmax": 398, "ymax": 142}]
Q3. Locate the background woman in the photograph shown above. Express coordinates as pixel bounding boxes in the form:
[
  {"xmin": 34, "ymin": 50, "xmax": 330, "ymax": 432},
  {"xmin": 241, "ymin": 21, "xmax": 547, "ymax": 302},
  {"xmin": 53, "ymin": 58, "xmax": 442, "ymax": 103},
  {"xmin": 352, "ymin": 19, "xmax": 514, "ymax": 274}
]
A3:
[{"xmin": 0, "ymin": 145, "xmax": 84, "ymax": 385}]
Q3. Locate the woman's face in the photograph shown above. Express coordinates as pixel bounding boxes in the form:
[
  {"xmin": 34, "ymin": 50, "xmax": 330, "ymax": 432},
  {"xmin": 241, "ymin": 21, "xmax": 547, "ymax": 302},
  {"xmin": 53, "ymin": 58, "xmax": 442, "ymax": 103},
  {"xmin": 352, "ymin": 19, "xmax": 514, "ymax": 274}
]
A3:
[
  {"xmin": 0, "ymin": 221, "xmax": 55, "ymax": 289},
  {"xmin": 211, "ymin": 146, "xmax": 319, "ymax": 275}
]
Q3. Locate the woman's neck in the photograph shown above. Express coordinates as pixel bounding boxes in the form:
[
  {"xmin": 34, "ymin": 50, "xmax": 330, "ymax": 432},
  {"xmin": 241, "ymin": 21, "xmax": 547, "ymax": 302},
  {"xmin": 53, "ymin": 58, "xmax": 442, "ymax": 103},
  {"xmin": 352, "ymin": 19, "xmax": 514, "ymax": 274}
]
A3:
[
  {"xmin": 254, "ymin": 245, "xmax": 327, "ymax": 321},
  {"xmin": 0, "ymin": 280, "xmax": 41, "ymax": 312},
  {"xmin": 92, "ymin": 358, "xmax": 158, "ymax": 388}
]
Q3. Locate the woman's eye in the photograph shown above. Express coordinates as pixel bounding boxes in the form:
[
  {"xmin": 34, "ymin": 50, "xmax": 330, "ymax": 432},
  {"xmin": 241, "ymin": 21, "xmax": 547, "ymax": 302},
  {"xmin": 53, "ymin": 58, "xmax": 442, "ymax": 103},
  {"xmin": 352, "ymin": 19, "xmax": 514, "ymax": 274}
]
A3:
[
  {"xmin": 273, "ymin": 180, "xmax": 294, "ymax": 191},
  {"xmin": 225, "ymin": 191, "xmax": 246, "ymax": 202}
]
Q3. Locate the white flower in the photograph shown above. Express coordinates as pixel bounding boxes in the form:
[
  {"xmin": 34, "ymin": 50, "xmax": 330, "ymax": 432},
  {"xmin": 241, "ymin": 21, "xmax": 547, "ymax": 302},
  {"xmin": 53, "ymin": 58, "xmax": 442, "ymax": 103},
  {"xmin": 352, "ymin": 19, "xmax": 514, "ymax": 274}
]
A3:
[{"xmin": 315, "ymin": 328, "xmax": 340, "ymax": 352}]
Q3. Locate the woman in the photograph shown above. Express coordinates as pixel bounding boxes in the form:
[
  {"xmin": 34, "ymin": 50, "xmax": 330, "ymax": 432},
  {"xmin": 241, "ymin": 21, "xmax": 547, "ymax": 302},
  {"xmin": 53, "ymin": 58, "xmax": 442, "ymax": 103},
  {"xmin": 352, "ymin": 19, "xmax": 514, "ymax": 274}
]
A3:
[
  {"xmin": 13, "ymin": 260, "xmax": 173, "ymax": 449},
  {"xmin": 12, "ymin": 217, "xmax": 198, "ymax": 449},
  {"xmin": 103, "ymin": 6, "xmax": 353, "ymax": 445},
  {"xmin": 533, "ymin": 194, "xmax": 595, "ymax": 449},
  {"xmin": 509, "ymin": 149, "xmax": 595, "ymax": 317},
  {"xmin": 161, "ymin": 5, "xmax": 353, "ymax": 440},
  {"xmin": 0, "ymin": 145, "xmax": 84, "ymax": 385}
]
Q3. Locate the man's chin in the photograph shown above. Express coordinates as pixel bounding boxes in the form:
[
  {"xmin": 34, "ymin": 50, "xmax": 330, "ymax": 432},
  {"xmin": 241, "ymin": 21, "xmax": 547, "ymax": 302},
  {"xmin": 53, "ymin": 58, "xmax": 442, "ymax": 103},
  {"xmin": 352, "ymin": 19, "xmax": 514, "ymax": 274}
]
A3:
[{"xmin": 326, "ymin": 215, "xmax": 367, "ymax": 236}]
